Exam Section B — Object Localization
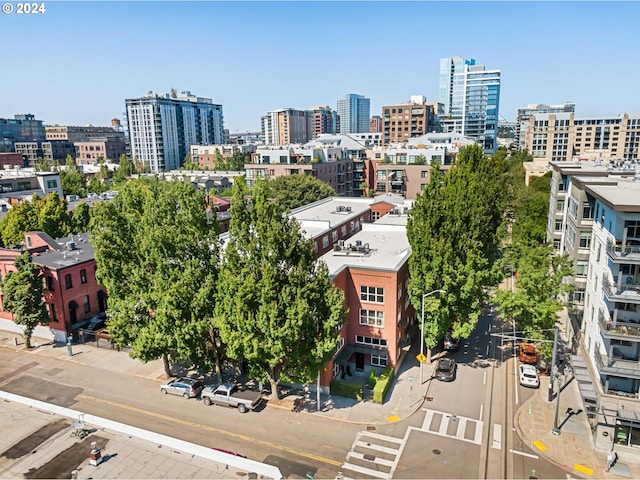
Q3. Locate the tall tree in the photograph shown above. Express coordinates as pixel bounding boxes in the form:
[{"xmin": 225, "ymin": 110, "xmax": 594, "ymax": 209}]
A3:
[
  {"xmin": 60, "ymin": 155, "xmax": 87, "ymax": 197},
  {"xmin": 265, "ymin": 174, "xmax": 336, "ymax": 211},
  {"xmin": 407, "ymin": 145, "xmax": 508, "ymax": 360},
  {"xmin": 89, "ymin": 178, "xmax": 220, "ymax": 377},
  {"xmin": 0, "ymin": 199, "xmax": 40, "ymax": 247},
  {"xmin": 37, "ymin": 193, "xmax": 72, "ymax": 238},
  {"xmin": 35, "ymin": 157, "xmax": 50, "ymax": 172},
  {"xmin": 71, "ymin": 201, "xmax": 91, "ymax": 233},
  {"xmin": 1, "ymin": 252, "xmax": 48, "ymax": 348},
  {"xmin": 213, "ymin": 149, "xmax": 226, "ymax": 170},
  {"xmin": 228, "ymin": 151, "xmax": 247, "ymax": 171},
  {"xmin": 214, "ymin": 178, "xmax": 346, "ymax": 402}
]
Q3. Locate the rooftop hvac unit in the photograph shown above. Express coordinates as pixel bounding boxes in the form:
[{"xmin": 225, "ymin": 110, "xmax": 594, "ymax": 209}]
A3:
[
  {"xmin": 66, "ymin": 241, "xmax": 76, "ymax": 251},
  {"xmin": 336, "ymin": 205, "xmax": 344, "ymax": 212},
  {"xmin": 338, "ymin": 240, "xmax": 345, "ymax": 247},
  {"xmin": 355, "ymin": 240, "xmax": 362, "ymax": 247},
  {"xmin": 333, "ymin": 244, "xmax": 342, "ymax": 252},
  {"xmin": 345, "ymin": 206, "xmax": 352, "ymax": 212}
]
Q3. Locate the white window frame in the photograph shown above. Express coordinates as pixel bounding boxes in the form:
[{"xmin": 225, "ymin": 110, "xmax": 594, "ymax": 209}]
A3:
[
  {"xmin": 359, "ymin": 309, "xmax": 384, "ymax": 327},
  {"xmin": 360, "ymin": 286, "xmax": 384, "ymax": 303},
  {"xmin": 371, "ymin": 353, "xmax": 388, "ymax": 367}
]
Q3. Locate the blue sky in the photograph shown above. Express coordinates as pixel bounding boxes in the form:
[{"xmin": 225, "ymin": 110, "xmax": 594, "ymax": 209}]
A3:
[{"xmin": 1, "ymin": 1, "xmax": 638, "ymax": 132}]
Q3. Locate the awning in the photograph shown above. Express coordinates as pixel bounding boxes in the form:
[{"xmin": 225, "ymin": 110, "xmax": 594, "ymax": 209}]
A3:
[
  {"xmin": 69, "ymin": 300, "xmax": 78, "ymax": 309},
  {"xmin": 97, "ymin": 290, "xmax": 107, "ymax": 299},
  {"xmin": 334, "ymin": 344, "xmax": 387, "ymax": 365}
]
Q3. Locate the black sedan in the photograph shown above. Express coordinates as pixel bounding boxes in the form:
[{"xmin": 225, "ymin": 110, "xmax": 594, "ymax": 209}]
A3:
[{"xmin": 435, "ymin": 358, "xmax": 456, "ymax": 382}]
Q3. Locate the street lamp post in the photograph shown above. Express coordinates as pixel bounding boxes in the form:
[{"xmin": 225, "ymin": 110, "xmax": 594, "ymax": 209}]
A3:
[
  {"xmin": 552, "ymin": 366, "xmax": 563, "ymax": 435},
  {"xmin": 420, "ymin": 289, "xmax": 446, "ymax": 384}
]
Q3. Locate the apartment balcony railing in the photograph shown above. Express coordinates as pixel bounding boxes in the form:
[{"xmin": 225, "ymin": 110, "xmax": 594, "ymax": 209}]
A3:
[
  {"xmin": 607, "ymin": 239, "xmax": 640, "ymax": 262},
  {"xmin": 599, "ymin": 310, "xmax": 640, "ymax": 339},
  {"xmin": 603, "ymin": 277, "xmax": 640, "ymax": 302},
  {"xmin": 594, "ymin": 346, "xmax": 640, "ymax": 380}
]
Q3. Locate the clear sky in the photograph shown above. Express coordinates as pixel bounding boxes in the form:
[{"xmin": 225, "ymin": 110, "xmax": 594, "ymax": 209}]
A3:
[{"xmin": 1, "ymin": 1, "xmax": 638, "ymax": 133}]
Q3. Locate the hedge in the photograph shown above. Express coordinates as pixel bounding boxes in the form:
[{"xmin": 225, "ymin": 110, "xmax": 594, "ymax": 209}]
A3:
[
  {"xmin": 330, "ymin": 379, "xmax": 363, "ymax": 400},
  {"xmin": 372, "ymin": 366, "xmax": 395, "ymax": 404}
]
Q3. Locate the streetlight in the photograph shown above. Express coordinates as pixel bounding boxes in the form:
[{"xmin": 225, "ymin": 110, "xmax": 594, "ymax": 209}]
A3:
[
  {"xmin": 552, "ymin": 365, "xmax": 563, "ymax": 436},
  {"xmin": 420, "ymin": 289, "xmax": 446, "ymax": 384}
]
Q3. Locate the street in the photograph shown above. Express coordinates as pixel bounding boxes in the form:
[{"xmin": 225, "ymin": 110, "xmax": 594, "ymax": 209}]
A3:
[{"xmin": 0, "ymin": 298, "xmax": 571, "ymax": 479}]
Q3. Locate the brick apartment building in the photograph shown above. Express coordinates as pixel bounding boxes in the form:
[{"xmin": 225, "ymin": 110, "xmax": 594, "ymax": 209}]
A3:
[{"xmin": 0, "ymin": 232, "xmax": 107, "ymax": 343}]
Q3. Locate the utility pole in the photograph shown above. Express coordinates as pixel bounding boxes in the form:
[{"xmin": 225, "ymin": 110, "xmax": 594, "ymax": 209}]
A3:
[{"xmin": 548, "ymin": 326, "xmax": 559, "ymax": 402}]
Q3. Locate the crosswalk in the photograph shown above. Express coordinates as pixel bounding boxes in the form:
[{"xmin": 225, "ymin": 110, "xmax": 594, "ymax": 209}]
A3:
[
  {"xmin": 340, "ymin": 430, "xmax": 403, "ymax": 479},
  {"xmin": 420, "ymin": 408, "xmax": 483, "ymax": 445}
]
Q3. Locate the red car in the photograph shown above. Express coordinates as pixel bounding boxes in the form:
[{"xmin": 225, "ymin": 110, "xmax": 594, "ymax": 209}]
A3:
[{"xmin": 519, "ymin": 343, "xmax": 538, "ymax": 365}]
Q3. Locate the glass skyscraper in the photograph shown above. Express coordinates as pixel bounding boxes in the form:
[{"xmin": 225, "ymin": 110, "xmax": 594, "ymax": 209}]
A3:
[
  {"xmin": 439, "ymin": 57, "xmax": 501, "ymax": 154},
  {"xmin": 336, "ymin": 94, "xmax": 370, "ymax": 134}
]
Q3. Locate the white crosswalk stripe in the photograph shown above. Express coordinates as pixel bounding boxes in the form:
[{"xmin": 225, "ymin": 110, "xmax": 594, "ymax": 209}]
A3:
[
  {"xmin": 420, "ymin": 408, "xmax": 484, "ymax": 445},
  {"xmin": 341, "ymin": 430, "xmax": 404, "ymax": 479}
]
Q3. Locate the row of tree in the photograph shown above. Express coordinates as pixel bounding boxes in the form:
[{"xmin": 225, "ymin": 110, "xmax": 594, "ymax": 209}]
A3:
[{"xmin": 89, "ymin": 176, "xmax": 346, "ymax": 400}]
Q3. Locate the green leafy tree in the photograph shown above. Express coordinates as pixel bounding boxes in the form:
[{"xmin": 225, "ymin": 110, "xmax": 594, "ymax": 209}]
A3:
[
  {"xmin": 87, "ymin": 176, "xmax": 108, "ymax": 195},
  {"xmin": 60, "ymin": 155, "xmax": 87, "ymax": 197},
  {"xmin": 228, "ymin": 151, "xmax": 247, "ymax": 171},
  {"xmin": 214, "ymin": 178, "xmax": 346, "ymax": 402},
  {"xmin": 0, "ymin": 199, "xmax": 40, "ymax": 246},
  {"xmin": 213, "ymin": 149, "xmax": 226, "ymax": 170},
  {"xmin": 265, "ymin": 174, "xmax": 336, "ymax": 211},
  {"xmin": 37, "ymin": 193, "xmax": 72, "ymax": 239},
  {"xmin": 1, "ymin": 252, "xmax": 48, "ymax": 348},
  {"xmin": 181, "ymin": 154, "xmax": 200, "ymax": 171},
  {"xmin": 71, "ymin": 202, "xmax": 91, "ymax": 233},
  {"xmin": 407, "ymin": 145, "xmax": 508, "ymax": 361},
  {"xmin": 35, "ymin": 157, "xmax": 50, "ymax": 172},
  {"xmin": 89, "ymin": 177, "xmax": 220, "ymax": 377}
]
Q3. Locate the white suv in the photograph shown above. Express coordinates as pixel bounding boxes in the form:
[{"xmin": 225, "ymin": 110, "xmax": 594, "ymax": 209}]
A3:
[{"xmin": 518, "ymin": 364, "xmax": 539, "ymax": 388}]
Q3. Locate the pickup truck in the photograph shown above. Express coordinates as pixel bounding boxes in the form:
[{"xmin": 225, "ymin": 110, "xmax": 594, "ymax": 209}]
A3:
[{"xmin": 201, "ymin": 382, "xmax": 262, "ymax": 413}]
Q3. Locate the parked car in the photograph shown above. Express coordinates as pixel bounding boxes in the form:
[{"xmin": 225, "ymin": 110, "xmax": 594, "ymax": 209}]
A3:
[
  {"xmin": 201, "ymin": 382, "xmax": 263, "ymax": 413},
  {"xmin": 160, "ymin": 377, "xmax": 203, "ymax": 398},
  {"xmin": 435, "ymin": 357, "xmax": 457, "ymax": 382},
  {"xmin": 519, "ymin": 343, "xmax": 538, "ymax": 364},
  {"xmin": 518, "ymin": 364, "xmax": 540, "ymax": 388},
  {"xmin": 443, "ymin": 332, "xmax": 460, "ymax": 351}
]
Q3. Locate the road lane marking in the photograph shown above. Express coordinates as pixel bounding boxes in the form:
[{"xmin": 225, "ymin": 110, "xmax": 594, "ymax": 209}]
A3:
[
  {"xmin": 532, "ymin": 440, "xmax": 547, "ymax": 452},
  {"xmin": 483, "ymin": 371, "xmax": 487, "ymax": 385},
  {"xmin": 509, "ymin": 449, "xmax": 539, "ymax": 459},
  {"xmin": 479, "ymin": 404, "xmax": 483, "ymax": 421},
  {"xmin": 574, "ymin": 464, "xmax": 593, "ymax": 475},
  {"xmin": 386, "ymin": 414, "xmax": 400, "ymax": 423},
  {"xmin": 486, "ymin": 344, "xmax": 489, "ymax": 356},
  {"xmin": 78, "ymin": 394, "xmax": 341, "ymax": 466},
  {"xmin": 492, "ymin": 423, "xmax": 501, "ymax": 450}
]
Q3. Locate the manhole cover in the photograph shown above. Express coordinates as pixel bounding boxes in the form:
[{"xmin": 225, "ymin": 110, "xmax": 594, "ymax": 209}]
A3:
[
  {"xmin": 432, "ymin": 449, "xmax": 441, "ymax": 455},
  {"xmin": 426, "ymin": 396, "xmax": 434, "ymax": 402},
  {"xmin": 366, "ymin": 426, "xmax": 376, "ymax": 431},
  {"xmin": 363, "ymin": 454, "xmax": 376, "ymax": 461}
]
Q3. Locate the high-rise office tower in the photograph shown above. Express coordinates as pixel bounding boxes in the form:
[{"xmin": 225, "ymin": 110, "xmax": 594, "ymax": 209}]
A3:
[
  {"xmin": 125, "ymin": 91, "xmax": 224, "ymax": 173},
  {"xmin": 439, "ymin": 57, "xmax": 501, "ymax": 153},
  {"xmin": 336, "ymin": 94, "xmax": 370, "ymax": 134}
]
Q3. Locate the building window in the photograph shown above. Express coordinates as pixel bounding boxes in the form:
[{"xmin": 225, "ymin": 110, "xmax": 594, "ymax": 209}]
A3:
[
  {"xmin": 332, "ymin": 231, "xmax": 338, "ymax": 243},
  {"xmin": 359, "ymin": 309, "xmax": 384, "ymax": 327},
  {"xmin": 576, "ymin": 260, "xmax": 588, "ymax": 277},
  {"xmin": 46, "ymin": 276, "xmax": 54, "ymax": 291},
  {"xmin": 573, "ymin": 289, "xmax": 585, "ymax": 305},
  {"xmin": 49, "ymin": 303, "xmax": 57, "ymax": 322},
  {"xmin": 80, "ymin": 269, "xmax": 87, "ymax": 284},
  {"xmin": 83, "ymin": 295, "xmax": 90, "ymax": 313},
  {"xmin": 372, "ymin": 211, "xmax": 380, "ymax": 221},
  {"xmin": 579, "ymin": 232, "xmax": 591, "ymax": 249},
  {"xmin": 46, "ymin": 179, "xmax": 57, "ymax": 189},
  {"xmin": 371, "ymin": 353, "xmax": 388, "ymax": 367},
  {"xmin": 554, "ymin": 220, "xmax": 563, "ymax": 231},
  {"xmin": 341, "ymin": 225, "xmax": 347, "ymax": 237},
  {"xmin": 596, "ymin": 244, "xmax": 602, "ymax": 262},
  {"xmin": 322, "ymin": 235, "xmax": 329, "ymax": 248},
  {"xmin": 65, "ymin": 273, "xmax": 73, "ymax": 289},
  {"xmin": 356, "ymin": 335, "xmax": 387, "ymax": 347},
  {"xmin": 360, "ymin": 286, "xmax": 384, "ymax": 303}
]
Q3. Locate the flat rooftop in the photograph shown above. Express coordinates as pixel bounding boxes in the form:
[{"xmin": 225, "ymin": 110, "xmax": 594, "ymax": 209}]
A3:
[
  {"xmin": 292, "ymin": 197, "xmax": 374, "ymax": 239},
  {"xmin": 320, "ymin": 223, "xmax": 410, "ymax": 275},
  {"xmin": 585, "ymin": 176, "xmax": 640, "ymax": 212}
]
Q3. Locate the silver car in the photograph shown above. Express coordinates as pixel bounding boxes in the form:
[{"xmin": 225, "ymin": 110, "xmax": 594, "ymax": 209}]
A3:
[{"xmin": 160, "ymin": 377, "xmax": 203, "ymax": 398}]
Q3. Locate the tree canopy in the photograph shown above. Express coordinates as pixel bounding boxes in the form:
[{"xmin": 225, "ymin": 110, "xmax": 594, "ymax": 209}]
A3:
[
  {"xmin": 89, "ymin": 177, "xmax": 220, "ymax": 377},
  {"xmin": 59, "ymin": 155, "xmax": 87, "ymax": 197},
  {"xmin": 1, "ymin": 252, "xmax": 48, "ymax": 348},
  {"xmin": 214, "ymin": 177, "xmax": 346, "ymax": 400},
  {"xmin": 407, "ymin": 144, "xmax": 509, "ymax": 359},
  {"xmin": 265, "ymin": 174, "xmax": 336, "ymax": 211}
]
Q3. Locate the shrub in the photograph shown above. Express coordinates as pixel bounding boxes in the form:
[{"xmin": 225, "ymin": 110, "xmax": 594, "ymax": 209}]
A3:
[
  {"xmin": 330, "ymin": 379, "xmax": 363, "ymax": 400},
  {"xmin": 372, "ymin": 366, "xmax": 395, "ymax": 404},
  {"xmin": 368, "ymin": 369, "xmax": 378, "ymax": 389}
]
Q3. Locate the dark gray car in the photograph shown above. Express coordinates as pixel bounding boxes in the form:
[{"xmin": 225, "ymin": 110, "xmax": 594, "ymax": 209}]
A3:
[
  {"xmin": 436, "ymin": 358, "xmax": 456, "ymax": 382},
  {"xmin": 160, "ymin": 377, "xmax": 203, "ymax": 398}
]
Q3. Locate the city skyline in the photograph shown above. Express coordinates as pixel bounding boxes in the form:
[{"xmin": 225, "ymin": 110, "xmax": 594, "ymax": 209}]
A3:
[{"xmin": 1, "ymin": 1, "xmax": 638, "ymax": 133}]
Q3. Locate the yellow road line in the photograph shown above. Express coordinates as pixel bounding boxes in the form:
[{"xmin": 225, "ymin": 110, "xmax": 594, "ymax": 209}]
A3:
[
  {"xmin": 532, "ymin": 440, "xmax": 547, "ymax": 452},
  {"xmin": 78, "ymin": 394, "xmax": 341, "ymax": 466},
  {"xmin": 386, "ymin": 415, "xmax": 401, "ymax": 423},
  {"xmin": 574, "ymin": 464, "xmax": 593, "ymax": 476}
]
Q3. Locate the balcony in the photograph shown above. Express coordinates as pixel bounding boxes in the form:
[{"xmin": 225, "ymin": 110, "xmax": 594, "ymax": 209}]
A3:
[
  {"xmin": 603, "ymin": 277, "xmax": 640, "ymax": 302},
  {"xmin": 606, "ymin": 239, "xmax": 640, "ymax": 263},
  {"xmin": 594, "ymin": 347, "xmax": 640, "ymax": 380},
  {"xmin": 599, "ymin": 310, "xmax": 640, "ymax": 340}
]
